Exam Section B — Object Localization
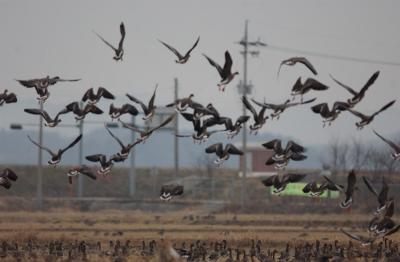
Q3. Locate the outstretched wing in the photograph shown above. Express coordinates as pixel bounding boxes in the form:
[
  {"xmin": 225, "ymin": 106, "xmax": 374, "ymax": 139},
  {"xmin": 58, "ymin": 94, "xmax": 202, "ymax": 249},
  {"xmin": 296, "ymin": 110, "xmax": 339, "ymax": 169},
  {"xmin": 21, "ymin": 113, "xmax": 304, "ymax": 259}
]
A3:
[
  {"xmin": 323, "ymin": 175, "xmax": 344, "ymax": 193},
  {"xmin": 27, "ymin": 135, "xmax": 55, "ymax": 157},
  {"xmin": 148, "ymin": 115, "xmax": 175, "ymax": 133},
  {"xmin": 126, "ymin": 93, "xmax": 147, "ymax": 113},
  {"xmin": 205, "ymin": 143, "xmax": 223, "ymax": 154},
  {"xmin": 184, "ymin": 36, "xmax": 200, "ymax": 57},
  {"xmin": 242, "ymin": 96, "xmax": 258, "ymax": 122},
  {"xmin": 329, "ymin": 74, "xmax": 358, "ymax": 96},
  {"xmin": 60, "ymin": 134, "xmax": 82, "ymax": 154},
  {"xmin": 371, "ymin": 100, "xmax": 396, "ymax": 118},
  {"xmin": 362, "ymin": 176, "xmax": 379, "ymax": 198},
  {"xmin": 1, "ymin": 168, "xmax": 18, "ymax": 181},
  {"xmin": 148, "ymin": 85, "xmax": 158, "ymax": 111},
  {"xmin": 358, "ymin": 71, "xmax": 380, "ymax": 98},
  {"xmin": 118, "ymin": 22, "xmax": 125, "ymax": 50},
  {"xmin": 159, "ymin": 39, "xmax": 183, "ymax": 59},
  {"xmin": 203, "ymin": 53, "xmax": 223, "ymax": 77},
  {"xmin": 284, "ymin": 173, "xmax": 307, "ymax": 183},
  {"xmin": 347, "ymin": 108, "xmax": 367, "ymax": 120},
  {"xmin": 93, "ymin": 30, "xmax": 117, "ymax": 51},
  {"xmin": 119, "ymin": 120, "xmax": 144, "ymax": 133},
  {"xmin": 85, "ymin": 154, "xmax": 106, "ymax": 164},
  {"xmin": 261, "ymin": 175, "xmax": 277, "ymax": 187},
  {"xmin": 226, "ymin": 144, "xmax": 243, "ymax": 155},
  {"xmin": 105, "ymin": 126, "xmax": 125, "ymax": 149},
  {"xmin": 24, "ymin": 108, "xmax": 52, "ymax": 123},
  {"xmin": 373, "ymin": 130, "xmax": 400, "ymax": 153},
  {"xmin": 222, "ymin": 51, "xmax": 233, "ymax": 76},
  {"xmin": 340, "ymin": 229, "xmax": 363, "ymax": 242}
]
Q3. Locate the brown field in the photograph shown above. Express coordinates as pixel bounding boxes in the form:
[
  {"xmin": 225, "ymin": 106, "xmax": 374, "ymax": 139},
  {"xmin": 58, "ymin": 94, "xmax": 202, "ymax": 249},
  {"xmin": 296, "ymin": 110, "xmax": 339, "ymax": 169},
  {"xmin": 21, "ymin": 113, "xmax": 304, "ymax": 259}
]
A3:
[{"xmin": 0, "ymin": 210, "xmax": 398, "ymax": 261}]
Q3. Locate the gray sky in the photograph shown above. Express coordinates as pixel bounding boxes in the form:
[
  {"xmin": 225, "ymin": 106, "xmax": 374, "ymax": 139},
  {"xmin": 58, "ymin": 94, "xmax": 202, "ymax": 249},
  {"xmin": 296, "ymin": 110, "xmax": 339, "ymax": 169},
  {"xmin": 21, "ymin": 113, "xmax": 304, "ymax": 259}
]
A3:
[{"xmin": 1, "ymin": 0, "xmax": 399, "ymax": 146}]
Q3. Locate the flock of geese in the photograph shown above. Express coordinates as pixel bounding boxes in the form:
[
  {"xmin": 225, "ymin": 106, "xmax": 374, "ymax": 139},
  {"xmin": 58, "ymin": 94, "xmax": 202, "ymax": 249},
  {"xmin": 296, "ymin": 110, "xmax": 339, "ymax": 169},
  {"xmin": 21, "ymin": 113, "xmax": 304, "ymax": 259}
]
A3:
[{"xmin": 1, "ymin": 21, "xmax": 400, "ymax": 249}]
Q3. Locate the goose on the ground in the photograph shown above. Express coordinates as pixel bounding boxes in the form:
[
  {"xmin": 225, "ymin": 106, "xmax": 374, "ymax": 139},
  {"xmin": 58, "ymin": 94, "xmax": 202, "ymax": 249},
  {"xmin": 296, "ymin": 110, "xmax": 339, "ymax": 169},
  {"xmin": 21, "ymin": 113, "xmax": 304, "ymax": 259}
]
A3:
[
  {"xmin": 105, "ymin": 125, "xmax": 141, "ymax": 160},
  {"xmin": 24, "ymin": 108, "xmax": 70, "ymax": 127},
  {"xmin": 159, "ymin": 36, "xmax": 200, "ymax": 64},
  {"xmin": 311, "ymin": 102, "xmax": 349, "ymax": 127},
  {"xmin": 67, "ymin": 165, "xmax": 97, "ymax": 185},
  {"xmin": 0, "ymin": 90, "xmax": 17, "ymax": 105},
  {"xmin": 126, "ymin": 85, "xmax": 158, "ymax": 120},
  {"xmin": 278, "ymin": 57, "xmax": 317, "ymax": 76},
  {"xmin": 27, "ymin": 134, "xmax": 82, "ymax": 166},
  {"xmin": 373, "ymin": 130, "xmax": 400, "ymax": 160},
  {"xmin": 205, "ymin": 143, "xmax": 243, "ymax": 166},
  {"xmin": 291, "ymin": 77, "xmax": 329, "ymax": 102},
  {"xmin": 251, "ymin": 97, "xmax": 316, "ymax": 120},
  {"xmin": 261, "ymin": 173, "xmax": 307, "ymax": 194},
  {"xmin": 109, "ymin": 103, "xmax": 138, "ymax": 120},
  {"xmin": 324, "ymin": 170, "xmax": 356, "ymax": 209},
  {"xmin": 82, "ymin": 87, "xmax": 115, "ymax": 105},
  {"xmin": 65, "ymin": 101, "xmax": 103, "ymax": 121},
  {"xmin": 242, "ymin": 95, "xmax": 268, "ymax": 135},
  {"xmin": 347, "ymin": 100, "xmax": 395, "ymax": 130},
  {"xmin": 203, "ymin": 51, "xmax": 239, "ymax": 91},
  {"xmin": 0, "ymin": 168, "xmax": 18, "ymax": 189},
  {"xmin": 93, "ymin": 22, "xmax": 125, "ymax": 61},
  {"xmin": 120, "ymin": 115, "xmax": 175, "ymax": 143},
  {"xmin": 330, "ymin": 71, "xmax": 379, "ymax": 107},
  {"xmin": 160, "ymin": 184, "xmax": 184, "ymax": 201}
]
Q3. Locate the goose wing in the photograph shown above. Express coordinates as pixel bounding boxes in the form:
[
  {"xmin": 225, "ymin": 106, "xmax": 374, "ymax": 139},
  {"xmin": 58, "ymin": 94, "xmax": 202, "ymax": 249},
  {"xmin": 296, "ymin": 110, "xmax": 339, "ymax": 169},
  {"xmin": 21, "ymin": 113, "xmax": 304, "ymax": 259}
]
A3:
[
  {"xmin": 373, "ymin": 130, "xmax": 400, "ymax": 153},
  {"xmin": 184, "ymin": 36, "xmax": 200, "ymax": 57},
  {"xmin": 203, "ymin": 54, "xmax": 223, "ymax": 77},
  {"xmin": 27, "ymin": 135, "xmax": 55, "ymax": 157},
  {"xmin": 60, "ymin": 134, "xmax": 82, "ymax": 155},
  {"xmin": 93, "ymin": 31, "xmax": 117, "ymax": 51},
  {"xmin": 159, "ymin": 40, "xmax": 184, "ymax": 60}
]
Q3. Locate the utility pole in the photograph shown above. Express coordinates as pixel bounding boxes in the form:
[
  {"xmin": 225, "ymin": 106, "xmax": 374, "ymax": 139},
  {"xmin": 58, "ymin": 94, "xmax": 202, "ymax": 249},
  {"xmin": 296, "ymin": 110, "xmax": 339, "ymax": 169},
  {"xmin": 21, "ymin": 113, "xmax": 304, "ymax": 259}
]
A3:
[
  {"xmin": 174, "ymin": 78, "xmax": 179, "ymax": 179},
  {"xmin": 129, "ymin": 115, "xmax": 136, "ymax": 197},
  {"xmin": 235, "ymin": 20, "xmax": 266, "ymax": 209},
  {"xmin": 37, "ymin": 102, "xmax": 44, "ymax": 210},
  {"xmin": 77, "ymin": 119, "xmax": 84, "ymax": 198}
]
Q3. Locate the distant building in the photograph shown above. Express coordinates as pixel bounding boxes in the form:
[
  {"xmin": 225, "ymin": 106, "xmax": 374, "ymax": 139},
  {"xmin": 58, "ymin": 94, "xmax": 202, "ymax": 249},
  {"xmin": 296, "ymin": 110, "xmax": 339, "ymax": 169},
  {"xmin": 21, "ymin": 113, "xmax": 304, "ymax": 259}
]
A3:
[{"xmin": 236, "ymin": 142, "xmax": 276, "ymax": 177}]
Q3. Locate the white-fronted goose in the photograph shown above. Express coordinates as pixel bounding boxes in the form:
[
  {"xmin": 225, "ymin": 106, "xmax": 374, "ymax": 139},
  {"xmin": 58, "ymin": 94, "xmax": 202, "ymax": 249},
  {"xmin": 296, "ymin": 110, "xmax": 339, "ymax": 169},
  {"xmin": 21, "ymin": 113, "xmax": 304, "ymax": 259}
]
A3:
[
  {"xmin": 341, "ymin": 225, "xmax": 400, "ymax": 246},
  {"xmin": 160, "ymin": 184, "xmax": 184, "ymax": 201},
  {"xmin": 67, "ymin": 165, "xmax": 97, "ymax": 185},
  {"xmin": 373, "ymin": 130, "xmax": 400, "ymax": 160},
  {"xmin": 264, "ymin": 152, "xmax": 307, "ymax": 170},
  {"xmin": 303, "ymin": 180, "xmax": 343, "ymax": 197},
  {"xmin": 166, "ymin": 94, "xmax": 195, "ymax": 112},
  {"xmin": 324, "ymin": 170, "xmax": 356, "ymax": 209},
  {"xmin": 65, "ymin": 101, "xmax": 103, "ymax": 121},
  {"xmin": 368, "ymin": 199, "xmax": 394, "ymax": 233},
  {"xmin": 291, "ymin": 77, "xmax": 329, "ymax": 102},
  {"xmin": 363, "ymin": 176, "xmax": 389, "ymax": 215},
  {"xmin": 278, "ymin": 57, "xmax": 317, "ymax": 76},
  {"xmin": 105, "ymin": 126, "xmax": 141, "ymax": 159},
  {"xmin": 82, "ymin": 87, "xmax": 115, "ymax": 105},
  {"xmin": 205, "ymin": 143, "xmax": 243, "ymax": 165},
  {"xmin": 0, "ymin": 90, "xmax": 17, "ymax": 105},
  {"xmin": 263, "ymin": 139, "xmax": 306, "ymax": 161},
  {"xmin": 262, "ymin": 173, "xmax": 307, "ymax": 194},
  {"xmin": 24, "ymin": 107, "xmax": 70, "ymax": 127},
  {"xmin": 311, "ymin": 102, "xmax": 349, "ymax": 127},
  {"xmin": 242, "ymin": 96, "xmax": 268, "ymax": 134},
  {"xmin": 251, "ymin": 97, "xmax": 316, "ymax": 120},
  {"xmin": 203, "ymin": 51, "xmax": 239, "ymax": 91},
  {"xmin": 109, "ymin": 103, "xmax": 138, "ymax": 120},
  {"xmin": 221, "ymin": 115, "xmax": 250, "ymax": 139},
  {"xmin": 347, "ymin": 100, "xmax": 395, "ymax": 130},
  {"xmin": 27, "ymin": 134, "xmax": 82, "ymax": 166},
  {"xmin": 0, "ymin": 168, "xmax": 18, "ymax": 189},
  {"xmin": 93, "ymin": 22, "xmax": 125, "ymax": 61},
  {"xmin": 159, "ymin": 36, "xmax": 200, "ymax": 64},
  {"xmin": 120, "ymin": 115, "xmax": 175, "ymax": 143},
  {"xmin": 85, "ymin": 154, "xmax": 124, "ymax": 175},
  {"xmin": 330, "ymin": 71, "xmax": 379, "ymax": 107},
  {"xmin": 126, "ymin": 85, "xmax": 157, "ymax": 120}
]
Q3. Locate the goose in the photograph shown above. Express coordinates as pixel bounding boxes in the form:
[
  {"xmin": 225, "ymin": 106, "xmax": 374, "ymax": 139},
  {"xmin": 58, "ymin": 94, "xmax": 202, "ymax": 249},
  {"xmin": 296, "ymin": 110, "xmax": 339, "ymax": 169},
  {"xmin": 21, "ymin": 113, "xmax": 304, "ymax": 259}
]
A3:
[
  {"xmin": 166, "ymin": 94, "xmax": 195, "ymax": 112},
  {"xmin": 205, "ymin": 143, "xmax": 243, "ymax": 166},
  {"xmin": 65, "ymin": 101, "xmax": 103, "ymax": 121},
  {"xmin": 278, "ymin": 57, "xmax": 317, "ymax": 76},
  {"xmin": 108, "ymin": 103, "xmax": 138, "ymax": 120},
  {"xmin": 16, "ymin": 76, "xmax": 80, "ymax": 102},
  {"xmin": 261, "ymin": 173, "xmax": 307, "ymax": 194},
  {"xmin": 93, "ymin": 22, "xmax": 125, "ymax": 61},
  {"xmin": 191, "ymin": 102, "xmax": 216, "ymax": 119},
  {"xmin": 291, "ymin": 77, "xmax": 329, "ymax": 102},
  {"xmin": 341, "ymin": 226, "xmax": 400, "ymax": 246},
  {"xmin": 27, "ymin": 134, "xmax": 82, "ymax": 166},
  {"xmin": 203, "ymin": 51, "xmax": 239, "ymax": 91},
  {"xmin": 0, "ymin": 168, "xmax": 18, "ymax": 189},
  {"xmin": 119, "ymin": 115, "xmax": 175, "ymax": 143},
  {"xmin": 264, "ymin": 152, "xmax": 307, "ymax": 170},
  {"xmin": 82, "ymin": 87, "xmax": 115, "ymax": 105},
  {"xmin": 347, "ymin": 100, "xmax": 395, "ymax": 130},
  {"xmin": 67, "ymin": 165, "xmax": 96, "ymax": 185},
  {"xmin": 330, "ymin": 71, "xmax": 379, "ymax": 107},
  {"xmin": 262, "ymin": 139, "xmax": 306, "ymax": 161},
  {"xmin": 362, "ymin": 176, "xmax": 389, "ymax": 215},
  {"xmin": 323, "ymin": 170, "xmax": 356, "ymax": 208},
  {"xmin": 373, "ymin": 130, "xmax": 400, "ymax": 160},
  {"xmin": 126, "ymin": 85, "xmax": 157, "ymax": 120},
  {"xmin": 160, "ymin": 184, "xmax": 184, "ymax": 201},
  {"xmin": 105, "ymin": 126, "xmax": 141, "ymax": 160},
  {"xmin": 85, "ymin": 154, "xmax": 124, "ymax": 175},
  {"xmin": 311, "ymin": 102, "xmax": 349, "ymax": 127},
  {"xmin": 251, "ymin": 97, "xmax": 316, "ymax": 120},
  {"xmin": 159, "ymin": 36, "xmax": 200, "ymax": 64},
  {"xmin": 221, "ymin": 115, "xmax": 250, "ymax": 139},
  {"xmin": 242, "ymin": 95, "xmax": 268, "ymax": 134},
  {"xmin": 302, "ymin": 180, "xmax": 343, "ymax": 197},
  {"xmin": 368, "ymin": 199, "xmax": 395, "ymax": 233},
  {"xmin": 0, "ymin": 90, "xmax": 17, "ymax": 105},
  {"xmin": 24, "ymin": 108, "xmax": 70, "ymax": 127}
]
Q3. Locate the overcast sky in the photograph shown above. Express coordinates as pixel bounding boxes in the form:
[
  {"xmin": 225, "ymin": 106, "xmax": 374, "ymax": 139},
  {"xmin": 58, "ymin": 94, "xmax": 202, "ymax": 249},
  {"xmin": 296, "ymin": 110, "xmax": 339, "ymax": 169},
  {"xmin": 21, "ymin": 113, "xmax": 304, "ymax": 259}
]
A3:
[{"xmin": 0, "ymin": 0, "xmax": 399, "ymax": 146}]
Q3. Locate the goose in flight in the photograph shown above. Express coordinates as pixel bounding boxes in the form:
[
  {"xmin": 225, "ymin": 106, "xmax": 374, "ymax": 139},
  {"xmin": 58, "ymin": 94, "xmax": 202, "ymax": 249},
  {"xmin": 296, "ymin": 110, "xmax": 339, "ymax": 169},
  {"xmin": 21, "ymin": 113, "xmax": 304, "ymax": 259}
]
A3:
[
  {"xmin": 278, "ymin": 57, "xmax": 317, "ymax": 76},
  {"xmin": 93, "ymin": 22, "xmax": 126, "ymax": 61},
  {"xmin": 159, "ymin": 36, "xmax": 200, "ymax": 64},
  {"xmin": 24, "ymin": 108, "xmax": 70, "ymax": 127},
  {"xmin": 347, "ymin": 100, "xmax": 395, "ymax": 130},
  {"xmin": 205, "ymin": 143, "xmax": 243, "ymax": 166},
  {"xmin": 126, "ymin": 85, "xmax": 158, "ymax": 121},
  {"xmin": 203, "ymin": 51, "xmax": 239, "ymax": 91}
]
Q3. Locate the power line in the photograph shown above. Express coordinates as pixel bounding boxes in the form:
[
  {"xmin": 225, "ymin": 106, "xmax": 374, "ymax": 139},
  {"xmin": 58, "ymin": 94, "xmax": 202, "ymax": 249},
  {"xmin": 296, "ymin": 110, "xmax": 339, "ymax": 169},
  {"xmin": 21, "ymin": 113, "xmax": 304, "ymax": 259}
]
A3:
[{"xmin": 265, "ymin": 44, "xmax": 400, "ymax": 67}]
